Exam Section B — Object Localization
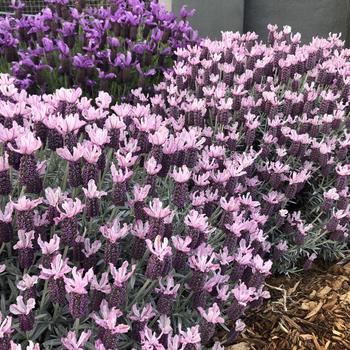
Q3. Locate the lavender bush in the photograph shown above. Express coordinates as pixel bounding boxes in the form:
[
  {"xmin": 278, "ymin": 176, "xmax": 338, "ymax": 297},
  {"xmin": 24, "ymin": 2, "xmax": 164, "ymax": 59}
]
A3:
[
  {"xmin": 0, "ymin": 68, "xmax": 272, "ymax": 348},
  {"xmin": 1, "ymin": 22, "xmax": 350, "ymax": 349},
  {"xmin": 0, "ymin": 0, "xmax": 198, "ymax": 97}
]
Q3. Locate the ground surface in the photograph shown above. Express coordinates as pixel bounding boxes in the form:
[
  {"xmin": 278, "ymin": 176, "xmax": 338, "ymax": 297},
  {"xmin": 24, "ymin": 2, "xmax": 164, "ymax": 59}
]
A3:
[{"xmin": 227, "ymin": 262, "xmax": 350, "ymax": 350}]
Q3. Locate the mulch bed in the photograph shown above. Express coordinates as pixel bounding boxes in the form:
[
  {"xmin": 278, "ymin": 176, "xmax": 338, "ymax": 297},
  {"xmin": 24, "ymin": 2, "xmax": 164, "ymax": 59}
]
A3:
[{"xmin": 227, "ymin": 261, "xmax": 350, "ymax": 350}]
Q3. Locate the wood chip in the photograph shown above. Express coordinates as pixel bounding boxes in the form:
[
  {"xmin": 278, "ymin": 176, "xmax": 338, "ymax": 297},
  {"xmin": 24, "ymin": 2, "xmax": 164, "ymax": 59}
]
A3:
[
  {"xmin": 316, "ymin": 286, "xmax": 332, "ymax": 298},
  {"xmin": 305, "ymin": 301, "xmax": 323, "ymax": 319},
  {"xmin": 309, "ymin": 290, "xmax": 317, "ymax": 299},
  {"xmin": 340, "ymin": 291, "xmax": 350, "ymax": 303},
  {"xmin": 312, "ymin": 333, "xmax": 323, "ymax": 350},
  {"xmin": 300, "ymin": 334, "xmax": 313, "ymax": 340},
  {"xmin": 333, "ymin": 276, "xmax": 349, "ymax": 290},
  {"xmin": 230, "ymin": 263, "xmax": 350, "ymax": 350},
  {"xmin": 300, "ymin": 300, "xmax": 318, "ymax": 311},
  {"xmin": 227, "ymin": 343, "xmax": 250, "ymax": 350},
  {"xmin": 323, "ymin": 297, "xmax": 338, "ymax": 310}
]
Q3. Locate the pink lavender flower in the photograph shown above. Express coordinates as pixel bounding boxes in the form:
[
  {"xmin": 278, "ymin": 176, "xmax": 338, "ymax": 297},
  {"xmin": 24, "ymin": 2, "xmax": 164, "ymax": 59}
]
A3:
[
  {"xmin": 303, "ymin": 253, "xmax": 317, "ymax": 270},
  {"xmin": 56, "ymin": 145, "xmax": 84, "ymax": 187},
  {"xmin": 91, "ymin": 300, "xmax": 129, "ymax": 349},
  {"xmin": 100, "ymin": 218, "xmax": 128, "ymax": 265},
  {"xmin": 9, "ymin": 296, "xmax": 35, "ymax": 332},
  {"xmin": 157, "ymin": 314, "xmax": 173, "ymax": 346},
  {"xmin": 9, "ymin": 132, "xmax": 42, "ymax": 193},
  {"xmin": 109, "ymin": 261, "xmax": 136, "ymax": 308},
  {"xmin": 129, "ymin": 303, "xmax": 156, "ymax": 341},
  {"xmin": 226, "ymin": 319, "xmax": 246, "ymax": 344},
  {"xmin": 130, "ymin": 184, "xmax": 151, "ymax": 221},
  {"xmin": 155, "ymin": 275, "xmax": 180, "ymax": 315},
  {"xmin": 144, "ymin": 198, "xmax": 172, "ymax": 240},
  {"xmin": 81, "ymin": 142, "xmax": 102, "ymax": 186},
  {"xmin": 0, "ymin": 202, "xmax": 13, "ymax": 244},
  {"xmin": 55, "ymin": 198, "xmax": 84, "ymax": 245},
  {"xmin": 197, "ymin": 303, "xmax": 224, "ymax": 343},
  {"xmin": 273, "ymin": 241, "xmax": 288, "ymax": 261},
  {"xmin": 85, "ymin": 124, "xmax": 110, "ymax": 147},
  {"xmin": 56, "ymin": 114, "xmax": 86, "ymax": 152},
  {"xmin": 172, "ymin": 235, "xmax": 192, "ymax": 273},
  {"xmin": 0, "ymin": 153, "xmax": 11, "ymax": 195},
  {"xmin": 0, "ymin": 312, "xmax": 13, "ymax": 350},
  {"xmin": 105, "ymin": 115, "xmax": 125, "ymax": 149},
  {"xmin": 39, "ymin": 254, "xmax": 71, "ymax": 305},
  {"xmin": 13, "ymin": 230, "xmax": 35, "ymax": 269},
  {"xmin": 227, "ymin": 282, "xmax": 255, "ymax": 321},
  {"xmin": 110, "ymin": 164, "xmax": 133, "ymax": 206},
  {"xmin": 145, "ymin": 236, "xmax": 172, "ymax": 280},
  {"xmin": 81, "ymin": 238, "xmax": 101, "ymax": 271},
  {"xmin": 145, "ymin": 157, "xmax": 162, "ymax": 193},
  {"xmin": 8, "ymin": 131, "xmax": 42, "ymax": 155},
  {"xmin": 85, "ymin": 123, "xmax": 110, "ymax": 168},
  {"xmin": 91, "ymin": 272, "xmax": 111, "ymax": 311},
  {"xmin": 44, "ymin": 187, "xmax": 65, "ymax": 224},
  {"xmin": 185, "ymin": 210, "xmax": 214, "ymax": 248},
  {"xmin": 64, "ymin": 267, "xmax": 94, "ymax": 319},
  {"xmin": 61, "ymin": 330, "xmax": 91, "ymax": 350},
  {"xmin": 38, "ymin": 234, "xmax": 60, "ymax": 268},
  {"xmin": 17, "ymin": 274, "xmax": 38, "ymax": 302},
  {"xmin": 140, "ymin": 326, "xmax": 165, "ymax": 350},
  {"xmin": 180, "ymin": 325, "xmax": 201, "ymax": 350},
  {"xmin": 131, "ymin": 220, "xmax": 150, "ymax": 260},
  {"xmin": 188, "ymin": 244, "xmax": 219, "ymax": 293},
  {"xmin": 170, "ymin": 165, "xmax": 192, "ymax": 207},
  {"xmin": 115, "ymin": 150, "xmax": 138, "ymax": 168},
  {"xmin": 12, "ymin": 195, "xmax": 42, "ymax": 231},
  {"xmin": 248, "ymin": 255, "xmax": 272, "ymax": 288},
  {"xmin": 82, "ymin": 180, "xmax": 107, "ymax": 218}
]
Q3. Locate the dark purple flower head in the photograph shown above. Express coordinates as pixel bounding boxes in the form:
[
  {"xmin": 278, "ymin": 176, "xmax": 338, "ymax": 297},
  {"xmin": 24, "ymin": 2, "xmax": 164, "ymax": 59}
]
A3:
[
  {"xmin": 124, "ymin": 11, "xmax": 140, "ymax": 26},
  {"xmin": 41, "ymin": 7, "xmax": 54, "ymax": 21},
  {"xmin": 151, "ymin": 28, "xmax": 163, "ymax": 43},
  {"xmin": 107, "ymin": 37, "xmax": 120, "ymax": 48},
  {"xmin": 160, "ymin": 47, "xmax": 172, "ymax": 56},
  {"xmin": 10, "ymin": 0, "xmax": 25, "ymax": 10},
  {"xmin": 73, "ymin": 54, "xmax": 95, "ymax": 69},
  {"xmin": 97, "ymin": 69, "xmax": 116, "ymax": 80},
  {"xmin": 144, "ymin": 14, "xmax": 155, "ymax": 27},
  {"xmin": 180, "ymin": 5, "xmax": 196, "ymax": 19},
  {"xmin": 16, "ymin": 78, "xmax": 33, "ymax": 90},
  {"xmin": 42, "ymin": 37, "xmax": 55, "ymax": 53},
  {"xmin": 59, "ymin": 22, "xmax": 76, "ymax": 37},
  {"xmin": 136, "ymin": 64, "xmax": 156, "ymax": 77},
  {"xmin": 70, "ymin": 8, "xmax": 81, "ymax": 20},
  {"xmin": 114, "ymin": 52, "xmax": 133, "ymax": 69},
  {"xmin": 129, "ymin": 41, "xmax": 147, "ymax": 55},
  {"xmin": 27, "ymin": 18, "xmax": 50, "ymax": 34},
  {"xmin": 128, "ymin": 0, "xmax": 145, "ymax": 14},
  {"xmin": 57, "ymin": 40, "xmax": 70, "ymax": 56},
  {"xmin": 21, "ymin": 57, "xmax": 35, "ymax": 68}
]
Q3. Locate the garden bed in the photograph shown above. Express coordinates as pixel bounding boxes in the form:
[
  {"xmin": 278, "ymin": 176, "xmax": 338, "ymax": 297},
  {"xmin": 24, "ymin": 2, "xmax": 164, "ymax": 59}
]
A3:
[{"xmin": 231, "ymin": 262, "xmax": 350, "ymax": 350}]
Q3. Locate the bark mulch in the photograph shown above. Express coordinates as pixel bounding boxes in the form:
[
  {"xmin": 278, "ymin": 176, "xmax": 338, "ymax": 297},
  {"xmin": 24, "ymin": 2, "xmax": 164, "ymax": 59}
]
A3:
[{"xmin": 227, "ymin": 261, "xmax": 350, "ymax": 350}]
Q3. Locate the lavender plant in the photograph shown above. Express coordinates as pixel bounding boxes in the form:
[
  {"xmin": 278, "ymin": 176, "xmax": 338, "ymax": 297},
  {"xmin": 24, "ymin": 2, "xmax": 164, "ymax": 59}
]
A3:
[
  {"xmin": 0, "ymin": 22, "xmax": 350, "ymax": 349},
  {"xmin": 0, "ymin": 68, "xmax": 272, "ymax": 348},
  {"xmin": 0, "ymin": 0, "xmax": 198, "ymax": 97}
]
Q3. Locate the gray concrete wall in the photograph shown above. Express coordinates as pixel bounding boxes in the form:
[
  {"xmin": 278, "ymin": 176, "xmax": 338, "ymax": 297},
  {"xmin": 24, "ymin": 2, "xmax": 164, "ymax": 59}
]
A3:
[
  {"xmin": 162, "ymin": 0, "xmax": 350, "ymax": 45},
  {"xmin": 244, "ymin": 0, "xmax": 350, "ymax": 44},
  {"xmin": 170, "ymin": 0, "xmax": 245, "ymax": 39}
]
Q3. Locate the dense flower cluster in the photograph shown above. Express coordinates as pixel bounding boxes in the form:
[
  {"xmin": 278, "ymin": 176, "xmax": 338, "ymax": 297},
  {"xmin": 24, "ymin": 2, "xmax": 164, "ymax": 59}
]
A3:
[
  {"xmin": 1, "ymin": 21, "xmax": 350, "ymax": 348},
  {"xmin": 0, "ymin": 0, "xmax": 198, "ymax": 96},
  {"xmin": 0, "ymin": 68, "xmax": 272, "ymax": 348}
]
